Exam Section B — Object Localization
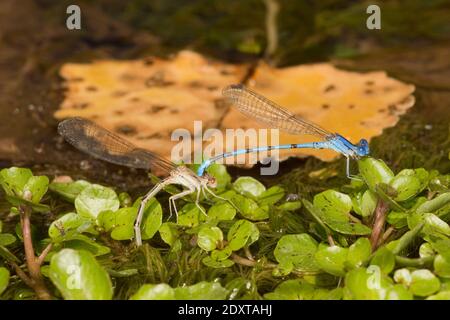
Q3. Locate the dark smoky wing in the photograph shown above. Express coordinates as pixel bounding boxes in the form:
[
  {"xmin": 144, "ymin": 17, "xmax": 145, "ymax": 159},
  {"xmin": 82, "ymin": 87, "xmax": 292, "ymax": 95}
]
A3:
[{"xmin": 57, "ymin": 117, "xmax": 176, "ymax": 174}]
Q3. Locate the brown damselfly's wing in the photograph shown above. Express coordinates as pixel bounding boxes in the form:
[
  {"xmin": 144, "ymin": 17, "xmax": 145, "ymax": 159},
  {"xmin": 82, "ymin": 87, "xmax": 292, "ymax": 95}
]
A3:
[{"xmin": 58, "ymin": 117, "xmax": 176, "ymax": 175}]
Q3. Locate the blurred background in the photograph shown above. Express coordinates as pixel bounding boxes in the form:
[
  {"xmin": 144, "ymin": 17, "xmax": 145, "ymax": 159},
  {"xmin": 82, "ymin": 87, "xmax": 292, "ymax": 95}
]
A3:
[{"xmin": 0, "ymin": 0, "xmax": 449, "ymax": 194}]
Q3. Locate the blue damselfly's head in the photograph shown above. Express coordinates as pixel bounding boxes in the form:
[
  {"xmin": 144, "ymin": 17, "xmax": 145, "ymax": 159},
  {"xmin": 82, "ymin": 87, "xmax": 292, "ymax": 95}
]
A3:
[{"xmin": 356, "ymin": 139, "xmax": 370, "ymax": 157}]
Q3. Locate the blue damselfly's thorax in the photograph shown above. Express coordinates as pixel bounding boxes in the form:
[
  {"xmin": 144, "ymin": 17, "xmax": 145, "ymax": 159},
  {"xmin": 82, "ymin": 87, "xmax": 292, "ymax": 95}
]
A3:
[{"xmin": 329, "ymin": 134, "xmax": 370, "ymax": 158}]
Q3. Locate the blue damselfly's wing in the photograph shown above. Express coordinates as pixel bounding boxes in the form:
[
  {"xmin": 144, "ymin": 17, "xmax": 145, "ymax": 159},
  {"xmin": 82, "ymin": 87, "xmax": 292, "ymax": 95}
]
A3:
[{"xmin": 223, "ymin": 84, "xmax": 332, "ymax": 138}]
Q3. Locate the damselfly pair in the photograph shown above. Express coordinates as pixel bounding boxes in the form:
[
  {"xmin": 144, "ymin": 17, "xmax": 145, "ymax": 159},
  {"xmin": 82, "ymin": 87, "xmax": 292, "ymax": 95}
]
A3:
[{"xmin": 58, "ymin": 84, "xmax": 369, "ymax": 246}]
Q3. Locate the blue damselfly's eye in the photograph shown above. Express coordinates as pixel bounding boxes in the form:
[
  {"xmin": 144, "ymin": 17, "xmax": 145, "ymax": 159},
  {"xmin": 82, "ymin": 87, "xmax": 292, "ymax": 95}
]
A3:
[{"xmin": 357, "ymin": 139, "xmax": 370, "ymax": 156}]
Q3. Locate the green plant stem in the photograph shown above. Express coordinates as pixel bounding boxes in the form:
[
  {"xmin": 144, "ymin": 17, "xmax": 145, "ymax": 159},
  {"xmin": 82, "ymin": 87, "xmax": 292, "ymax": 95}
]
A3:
[
  {"xmin": 381, "ymin": 226, "xmax": 395, "ymax": 244},
  {"xmin": 392, "ymin": 222, "xmax": 425, "ymax": 255},
  {"xmin": 370, "ymin": 199, "xmax": 389, "ymax": 251},
  {"xmin": 244, "ymin": 247, "xmax": 254, "ymax": 261},
  {"xmin": 10, "ymin": 262, "xmax": 33, "ymax": 287},
  {"xmin": 18, "ymin": 205, "xmax": 52, "ymax": 300},
  {"xmin": 395, "ymin": 256, "xmax": 434, "ymax": 268}
]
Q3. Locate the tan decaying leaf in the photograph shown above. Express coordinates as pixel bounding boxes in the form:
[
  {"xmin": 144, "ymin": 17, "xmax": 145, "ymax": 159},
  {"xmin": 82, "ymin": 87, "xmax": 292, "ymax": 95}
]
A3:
[
  {"xmin": 55, "ymin": 51, "xmax": 415, "ymax": 167},
  {"xmin": 222, "ymin": 62, "xmax": 415, "ymax": 162},
  {"xmin": 55, "ymin": 51, "xmax": 246, "ymax": 161}
]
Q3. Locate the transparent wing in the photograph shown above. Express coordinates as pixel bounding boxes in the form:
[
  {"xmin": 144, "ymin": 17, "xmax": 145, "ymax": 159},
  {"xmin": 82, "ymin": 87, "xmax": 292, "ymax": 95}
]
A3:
[
  {"xmin": 223, "ymin": 84, "xmax": 331, "ymax": 138},
  {"xmin": 58, "ymin": 117, "xmax": 176, "ymax": 174}
]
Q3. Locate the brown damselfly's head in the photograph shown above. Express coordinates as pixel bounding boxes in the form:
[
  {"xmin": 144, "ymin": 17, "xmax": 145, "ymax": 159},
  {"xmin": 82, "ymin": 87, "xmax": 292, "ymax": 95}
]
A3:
[{"xmin": 202, "ymin": 173, "xmax": 217, "ymax": 188}]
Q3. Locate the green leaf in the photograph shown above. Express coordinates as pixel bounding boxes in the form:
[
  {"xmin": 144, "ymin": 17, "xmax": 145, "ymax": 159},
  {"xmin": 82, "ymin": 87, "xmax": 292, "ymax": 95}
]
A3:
[
  {"xmin": 392, "ymin": 222, "xmax": 425, "ymax": 255},
  {"xmin": 107, "ymin": 268, "xmax": 138, "ymax": 278},
  {"xmin": 59, "ymin": 234, "xmax": 110, "ymax": 256},
  {"xmin": 23, "ymin": 176, "xmax": 49, "ymax": 204},
  {"xmin": 358, "ymin": 158, "xmax": 394, "ymax": 191},
  {"xmin": 98, "ymin": 199, "xmax": 161, "ymax": 241},
  {"xmin": 159, "ymin": 223, "xmax": 179, "ymax": 247},
  {"xmin": 197, "ymin": 226, "xmax": 223, "ymax": 251},
  {"xmin": 390, "ymin": 169, "xmax": 428, "ymax": 202},
  {"xmin": 206, "ymin": 202, "xmax": 236, "ymax": 222},
  {"xmin": 0, "ymin": 167, "xmax": 33, "ymax": 197},
  {"xmin": 346, "ymin": 238, "xmax": 371, "ymax": 269},
  {"xmin": 264, "ymin": 280, "xmax": 341, "ymax": 300},
  {"xmin": 410, "ymin": 269, "xmax": 440, "ymax": 297},
  {"xmin": 416, "ymin": 192, "xmax": 450, "ymax": 214},
  {"xmin": 360, "ymin": 190, "xmax": 377, "ymax": 217},
  {"xmin": 233, "ymin": 177, "xmax": 266, "ymax": 199},
  {"xmin": 49, "ymin": 180, "xmax": 91, "ymax": 202},
  {"xmin": 387, "ymin": 211, "xmax": 409, "ymax": 229},
  {"xmin": 141, "ymin": 198, "xmax": 163, "ymax": 240},
  {"xmin": 0, "ymin": 267, "xmax": 10, "ymax": 296},
  {"xmin": 277, "ymin": 201, "xmax": 302, "ymax": 211},
  {"xmin": 210, "ymin": 246, "xmax": 233, "ymax": 261},
  {"xmin": 174, "ymin": 281, "xmax": 229, "ymax": 300},
  {"xmin": 434, "ymin": 255, "xmax": 450, "ymax": 278},
  {"xmin": 232, "ymin": 194, "xmax": 269, "ymax": 221},
  {"xmin": 106, "ymin": 207, "xmax": 136, "ymax": 240},
  {"xmin": 314, "ymin": 190, "xmax": 351, "ymax": 214},
  {"xmin": 408, "ymin": 212, "xmax": 450, "ymax": 239},
  {"xmin": 49, "ymin": 249, "xmax": 113, "ymax": 300},
  {"xmin": 202, "ymin": 256, "xmax": 235, "ymax": 268},
  {"xmin": 118, "ymin": 192, "xmax": 132, "ymax": 207},
  {"xmin": 48, "ymin": 212, "xmax": 94, "ymax": 240},
  {"xmin": 0, "ymin": 245, "xmax": 20, "ymax": 263},
  {"xmin": 430, "ymin": 239, "xmax": 450, "ymax": 261},
  {"xmin": 370, "ymin": 247, "xmax": 395, "ymax": 274},
  {"xmin": 419, "ymin": 242, "xmax": 435, "ymax": 258},
  {"xmin": 313, "ymin": 190, "xmax": 371, "ymax": 235},
  {"xmin": 258, "ymin": 186, "xmax": 285, "ymax": 206},
  {"xmin": 427, "ymin": 291, "xmax": 450, "ymax": 300},
  {"xmin": 178, "ymin": 203, "xmax": 205, "ymax": 227},
  {"xmin": 0, "ymin": 168, "xmax": 48, "ymax": 206},
  {"xmin": 344, "ymin": 267, "xmax": 393, "ymax": 300},
  {"xmin": 393, "ymin": 268, "xmax": 412, "ymax": 286},
  {"xmin": 130, "ymin": 283, "xmax": 175, "ymax": 300},
  {"xmin": 206, "ymin": 164, "xmax": 231, "ymax": 190},
  {"xmin": 4, "ymin": 195, "xmax": 50, "ymax": 213},
  {"xmin": 0, "ymin": 233, "xmax": 16, "ymax": 246},
  {"xmin": 385, "ymin": 284, "xmax": 414, "ymax": 300},
  {"xmin": 315, "ymin": 244, "xmax": 348, "ymax": 276},
  {"xmin": 227, "ymin": 220, "xmax": 259, "ymax": 251},
  {"xmin": 274, "ymin": 234, "xmax": 320, "ymax": 273},
  {"xmin": 75, "ymin": 184, "xmax": 120, "ymax": 220}
]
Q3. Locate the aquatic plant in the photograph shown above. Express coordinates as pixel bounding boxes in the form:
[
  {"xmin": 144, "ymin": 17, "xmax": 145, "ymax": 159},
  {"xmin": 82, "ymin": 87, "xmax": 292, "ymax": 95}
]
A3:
[{"xmin": 0, "ymin": 157, "xmax": 449, "ymax": 300}]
